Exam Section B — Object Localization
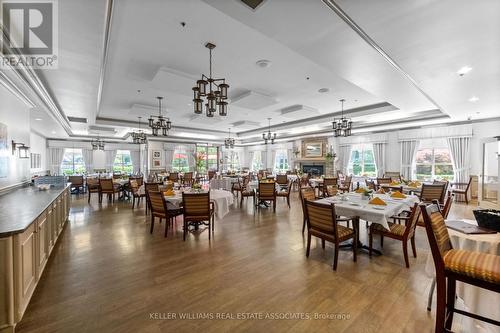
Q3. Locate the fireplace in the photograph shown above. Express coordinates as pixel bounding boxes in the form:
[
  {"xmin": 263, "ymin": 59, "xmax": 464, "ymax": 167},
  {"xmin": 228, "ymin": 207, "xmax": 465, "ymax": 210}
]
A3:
[{"xmin": 302, "ymin": 164, "xmax": 324, "ymax": 176}]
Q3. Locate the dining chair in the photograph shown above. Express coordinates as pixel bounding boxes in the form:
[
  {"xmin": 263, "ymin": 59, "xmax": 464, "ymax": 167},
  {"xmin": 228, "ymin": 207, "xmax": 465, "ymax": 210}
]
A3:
[
  {"xmin": 232, "ymin": 177, "xmax": 243, "ymax": 197},
  {"xmin": 168, "ymin": 172, "xmax": 179, "ymax": 182},
  {"xmin": 300, "ymin": 187, "xmax": 317, "ymax": 233},
  {"xmin": 300, "ymin": 174, "xmax": 310, "ymax": 188},
  {"xmin": 182, "ymin": 192, "xmax": 214, "ymax": 241},
  {"xmin": 365, "ymin": 179, "xmax": 376, "ymax": 190},
  {"xmin": 276, "ymin": 181, "xmax": 292, "ymax": 208},
  {"xmin": 420, "ymin": 203, "xmax": 500, "ymax": 332},
  {"xmin": 98, "ymin": 178, "xmax": 120, "ymax": 203},
  {"xmin": 416, "ymin": 193, "xmax": 453, "ymax": 227},
  {"xmin": 304, "ymin": 200, "xmax": 357, "ymax": 271},
  {"xmin": 339, "ymin": 176, "xmax": 352, "ymax": 193},
  {"xmin": 129, "ymin": 179, "xmax": 145, "ymax": 209},
  {"xmin": 183, "ymin": 172, "xmax": 194, "ymax": 186},
  {"xmin": 369, "ymin": 203, "xmax": 420, "ymax": 268},
  {"xmin": 420, "ymin": 183, "xmax": 446, "ymax": 205},
  {"xmin": 320, "ymin": 178, "xmax": 337, "ymax": 197},
  {"xmin": 383, "ymin": 172, "xmax": 402, "ymax": 182},
  {"xmin": 257, "ymin": 181, "xmax": 277, "ymax": 212},
  {"xmin": 144, "ymin": 182, "xmax": 161, "ymax": 214},
  {"xmin": 68, "ymin": 175, "xmax": 84, "ymax": 194},
  {"xmin": 450, "ymin": 176, "xmax": 473, "ymax": 204},
  {"xmin": 240, "ymin": 177, "xmax": 255, "ymax": 206},
  {"xmin": 276, "ymin": 174, "xmax": 288, "ymax": 189},
  {"xmin": 86, "ymin": 177, "xmax": 100, "ymax": 203},
  {"xmin": 148, "ymin": 191, "xmax": 180, "ymax": 237}
]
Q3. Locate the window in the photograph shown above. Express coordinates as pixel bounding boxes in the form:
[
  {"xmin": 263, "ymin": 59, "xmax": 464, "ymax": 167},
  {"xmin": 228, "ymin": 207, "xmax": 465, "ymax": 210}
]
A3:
[
  {"xmin": 348, "ymin": 144, "xmax": 377, "ymax": 177},
  {"xmin": 415, "ymin": 148, "xmax": 454, "ymax": 181},
  {"xmin": 113, "ymin": 150, "xmax": 132, "ymax": 173},
  {"xmin": 195, "ymin": 145, "xmax": 219, "ymax": 173},
  {"xmin": 274, "ymin": 150, "xmax": 289, "ymax": 173},
  {"xmin": 226, "ymin": 151, "xmax": 240, "ymax": 171},
  {"xmin": 251, "ymin": 151, "xmax": 262, "ymax": 171},
  {"xmin": 61, "ymin": 148, "xmax": 86, "ymax": 175},
  {"xmin": 172, "ymin": 150, "xmax": 189, "ymax": 172}
]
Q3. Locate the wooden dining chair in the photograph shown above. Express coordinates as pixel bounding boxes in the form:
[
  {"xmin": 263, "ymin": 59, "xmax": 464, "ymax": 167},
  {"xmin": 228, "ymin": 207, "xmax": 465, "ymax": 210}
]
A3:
[
  {"xmin": 416, "ymin": 193, "xmax": 453, "ymax": 227},
  {"xmin": 144, "ymin": 182, "xmax": 161, "ymax": 214},
  {"xmin": 168, "ymin": 172, "xmax": 179, "ymax": 182},
  {"xmin": 276, "ymin": 181, "xmax": 292, "ymax": 208},
  {"xmin": 420, "ymin": 203, "xmax": 500, "ymax": 332},
  {"xmin": 129, "ymin": 179, "xmax": 145, "ymax": 209},
  {"xmin": 182, "ymin": 192, "xmax": 215, "ymax": 241},
  {"xmin": 304, "ymin": 200, "xmax": 357, "ymax": 271},
  {"xmin": 383, "ymin": 172, "xmax": 402, "ymax": 182},
  {"xmin": 257, "ymin": 181, "xmax": 277, "ymax": 212},
  {"xmin": 300, "ymin": 187, "xmax": 317, "ymax": 233},
  {"xmin": 365, "ymin": 179, "xmax": 376, "ymax": 190},
  {"xmin": 369, "ymin": 203, "xmax": 420, "ymax": 268},
  {"xmin": 183, "ymin": 172, "xmax": 194, "ymax": 186},
  {"xmin": 450, "ymin": 176, "xmax": 472, "ymax": 204},
  {"xmin": 69, "ymin": 175, "xmax": 84, "ymax": 194},
  {"xmin": 320, "ymin": 178, "xmax": 337, "ymax": 197},
  {"xmin": 420, "ymin": 183, "xmax": 446, "ymax": 204},
  {"xmin": 98, "ymin": 178, "xmax": 120, "ymax": 203},
  {"xmin": 148, "ymin": 191, "xmax": 179, "ymax": 237},
  {"xmin": 86, "ymin": 177, "xmax": 100, "ymax": 203},
  {"xmin": 240, "ymin": 177, "xmax": 255, "ymax": 206},
  {"xmin": 339, "ymin": 176, "xmax": 352, "ymax": 193},
  {"xmin": 231, "ymin": 177, "xmax": 243, "ymax": 197}
]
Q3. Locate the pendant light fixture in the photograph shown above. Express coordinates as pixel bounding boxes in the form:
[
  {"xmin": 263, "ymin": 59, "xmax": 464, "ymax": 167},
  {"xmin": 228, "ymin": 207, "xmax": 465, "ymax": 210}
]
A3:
[
  {"xmin": 192, "ymin": 42, "xmax": 229, "ymax": 117},
  {"xmin": 131, "ymin": 117, "xmax": 147, "ymax": 144},
  {"xmin": 91, "ymin": 135, "xmax": 105, "ymax": 150},
  {"xmin": 332, "ymin": 99, "xmax": 352, "ymax": 137},
  {"xmin": 148, "ymin": 97, "xmax": 172, "ymax": 136},
  {"xmin": 262, "ymin": 118, "xmax": 276, "ymax": 144},
  {"xmin": 224, "ymin": 128, "xmax": 235, "ymax": 149}
]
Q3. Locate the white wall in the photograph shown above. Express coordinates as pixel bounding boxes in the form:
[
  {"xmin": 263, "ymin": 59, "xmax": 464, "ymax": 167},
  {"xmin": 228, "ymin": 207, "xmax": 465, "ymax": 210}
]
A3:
[
  {"xmin": 0, "ymin": 84, "xmax": 31, "ymax": 190},
  {"xmin": 29, "ymin": 132, "xmax": 47, "ymax": 174}
]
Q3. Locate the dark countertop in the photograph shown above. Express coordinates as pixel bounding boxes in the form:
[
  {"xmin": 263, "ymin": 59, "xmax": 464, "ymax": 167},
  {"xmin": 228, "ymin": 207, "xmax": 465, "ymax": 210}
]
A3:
[{"xmin": 0, "ymin": 184, "xmax": 69, "ymax": 237}]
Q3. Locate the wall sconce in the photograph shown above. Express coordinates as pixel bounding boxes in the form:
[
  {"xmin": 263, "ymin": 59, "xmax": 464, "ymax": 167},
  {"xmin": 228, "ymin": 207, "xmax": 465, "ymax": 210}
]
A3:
[{"xmin": 12, "ymin": 140, "xmax": 30, "ymax": 158}]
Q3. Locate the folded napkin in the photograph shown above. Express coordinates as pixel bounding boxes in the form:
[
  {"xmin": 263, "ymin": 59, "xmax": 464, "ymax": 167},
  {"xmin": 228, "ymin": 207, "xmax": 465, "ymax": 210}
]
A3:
[
  {"xmin": 376, "ymin": 188, "xmax": 386, "ymax": 194},
  {"xmin": 164, "ymin": 190, "xmax": 175, "ymax": 196},
  {"xmin": 390, "ymin": 181, "xmax": 400, "ymax": 186},
  {"xmin": 355, "ymin": 188, "xmax": 365, "ymax": 193},
  {"xmin": 391, "ymin": 191, "xmax": 406, "ymax": 199},
  {"xmin": 369, "ymin": 197, "xmax": 387, "ymax": 206}
]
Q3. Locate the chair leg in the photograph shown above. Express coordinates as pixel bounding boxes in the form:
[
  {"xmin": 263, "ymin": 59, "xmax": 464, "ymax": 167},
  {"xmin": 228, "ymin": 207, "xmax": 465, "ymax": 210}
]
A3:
[
  {"xmin": 427, "ymin": 278, "xmax": 436, "ymax": 311},
  {"xmin": 287, "ymin": 196, "xmax": 290, "ymax": 208},
  {"xmin": 403, "ymin": 240, "xmax": 409, "ymax": 268},
  {"xmin": 435, "ymin": 278, "xmax": 447, "ymax": 333},
  {"xmin": 445, "ymin": 278, "xmax": 456, "ymax": 330},
  {"xmin": 183, "ymin": 221, "xmax": 187, "ymax": 241},
  {"xmin": 302, "ymin": 217, "xmax": 306, "ymax": 234},
  {"xmin": 368, "ymin": 231, "xmax": 373, "ymax": 257},
  {"xmin": 333, "ymin": 243, "xmax": 339, "ymax": 271},
  {"xmin": 273, "ymin": 199, "xmax": 276, "ymax": 212},
  {"xmin": 132, "ymin": 197, "xmax": 135, "ymax": 209},
  {"xmin": 208, "ymin": 219, "xmax": 211, "ymax": 240},
  {"xmin": 380, "ymin": 234, "xmax": 384, "ymax": 248},
  {"xmin": 306, "ymin": 232, "xmax": 311, "ymax": 257},
  {"xmin": 164, "ymin": 217, "xmax": 169, "ymax": 237},
  {"xmin": 352, "ymin": 235, "xmax": 357, "ymax": 262},
  {"xmin": 411, "ymin": 236, "xmax": 417, "ymax": 258},
  {"xmin": 321, "ymin": 239, "xmax": 325, "ymax": 249},
  {"xmin": 464, "ymin": 193, "xmax": 468, "ymax": 205},
  {"xmin": 150, "ymin": 215, "xmax": 154, "ymax": 234}
]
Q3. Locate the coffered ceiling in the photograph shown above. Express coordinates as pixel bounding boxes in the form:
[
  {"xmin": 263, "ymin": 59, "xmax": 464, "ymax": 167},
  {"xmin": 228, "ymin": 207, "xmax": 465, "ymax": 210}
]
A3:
[{"xmin": 7, "ymin": 0, "xmax": 498, "ymax": 144}]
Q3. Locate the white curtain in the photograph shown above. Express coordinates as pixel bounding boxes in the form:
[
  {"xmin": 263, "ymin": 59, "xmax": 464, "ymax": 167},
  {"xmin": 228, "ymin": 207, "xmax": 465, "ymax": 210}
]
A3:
[
  {"xmin": 248, "ymin": 151, "xmax": 255, "ymax": 171},
  {"xmin": 164, "ymin": 148, "xmax": 174, "ymax": 170},
  {"xmin": 372, "ymin": 143, "xmax": 386, "ymax": 178},
  {"xmin": 272, "ymin": 149, "xmax": 278, "ymax": 172},
  {"xmin": 287, "ymin": 148, "xmax": 294, "ymax": 171},
  {"xmin": 105, "ymin": 150, "xmax": 117, "ymax": 172},
  {"xmin": 82, "ymin": 149, "xmax": 93, "ymax": 173},
  {"xmin": 338, "ymin": 145, "xmax": 351, "ymax": 174},
  {"xmin": 130, "ymin": 150, "xmax": 141, "ymax": 174},
  {"xmin": 400, "ymin": 140, "xmax": 418, "ymax": 180},
  {"xmin": 48, "ymin": 148, "xmax": 65, "ymax": 175},
  {"xmin": 447, "ymin": 136, "xmax": 471, "ymax": 183}
]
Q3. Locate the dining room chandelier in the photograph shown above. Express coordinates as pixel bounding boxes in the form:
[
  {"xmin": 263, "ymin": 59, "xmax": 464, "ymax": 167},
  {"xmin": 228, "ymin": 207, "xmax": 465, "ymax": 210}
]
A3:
[
  {"xmin": 91, "ymin": 135, "xmax": 105, "ymax": 150},
  {"xmin": 192, "ymin": 42, "xmax": 229, "ymax": 118},
  {"xmin": 263, "ymin": 118, "xmax": 276, "ymax": 144},
  {"xmin": 224, "ymin": 128, "xmax": 235, "ymax": 149},
  {"xmin": 131, "ymin": 117, "xmax": 147, "ymax": 144},
  {"xmin": 332, "ymin": 99, "xmax": 352, "ymax": 137},
  {"xmin": 148, "ymin": 97, "xmax": 172, "ymax": 136}
]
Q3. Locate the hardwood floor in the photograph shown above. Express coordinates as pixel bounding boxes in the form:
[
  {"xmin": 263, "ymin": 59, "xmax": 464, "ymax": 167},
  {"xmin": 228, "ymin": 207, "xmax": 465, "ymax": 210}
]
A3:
[{"xmin": 15, "ymin": 192, "xmax": 476, "ymax": 333}]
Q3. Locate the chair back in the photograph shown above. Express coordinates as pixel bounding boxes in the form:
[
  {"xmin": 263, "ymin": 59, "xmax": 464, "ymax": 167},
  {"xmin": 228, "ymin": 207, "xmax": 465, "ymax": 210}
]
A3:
[
  {"xmin": 149, "ymin": 191, "xmax": 167, "ymax": 215},
  {"xmin": 259, "ymin": 181, "xmax": 276, "ymax": 198},
  {"xmin": 208, "ymin": 170, "xmax": 216, "ymax": 181},
  {"xmin": 130, "ymin": 176, "xmax": 143, "ymax": 187},
  {"xmin": 144, "ymin": 182, "xmax": 160, "ymax": 193},
  {"xmin": 403, "ymin": 203, "xmax": 420, "ymax": 239},
  {"xmin": 87, "ymin": 177, "xmax": 99, "ymax": 188},
  {"xmin": 69, "ymin": 175, "xmax": 84, "ymax": 186},
  {"xmin": 365, "ymin": 179, "xmax": 376, "ymax": 190},
  {"xmin": 323, "ymin": 178, "xmax": 337, "ymax": 187},
  {"xmin": 129, "ymin": 179, "xmax": 139, "ymax": 194},
  {"xmin": 420, "ymin": 183, "xmax": 446, "ymax": 203},
  {"xmin": 184, "ymin": 172, "xmax": 193, "ymax": 181},
  {"xmin": 276, "ymin": 174, "xmax": 288, "ymax": 185},
  {"xmin": 384, "ymin": 172, "xmax": 401, "ymax": 182},
  {"xmin": 182, "ymin": 192, "xmax": 210, "ymax": 217},
  {"xmin": 99, "ymin": 178, "xmax": 114, "ymax": 191},
  {"xmin": 113, "ymin": 174, "xmax": 121, "ymax": 180},
  {"xmin": 441, "ymin": 193, "xmax": 453, "ymax": 219},
  {"xmin": 168, "ymin": 172, "xmax": 179, "ymax": 182},
  {"xmin": 377, "ymin": 177, "xmax": 392, "ymax": 184},
  {"xmin": 305, "ymin": 200, "xmax": 339, "ymax": 237},
  {"xmin": 420, "ymin": 203, "xmax": 453, "ymax": 275},
  {"xmin": 342, "ymin": 176, "xmax": 352, "ymax": 189}
]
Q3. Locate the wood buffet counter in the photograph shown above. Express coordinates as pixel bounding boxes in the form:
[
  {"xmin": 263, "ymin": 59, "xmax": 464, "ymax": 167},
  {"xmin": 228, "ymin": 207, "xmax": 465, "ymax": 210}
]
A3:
[{"xmin": 0, "ymin": 185, "xmax": 70, "ymax": 333}]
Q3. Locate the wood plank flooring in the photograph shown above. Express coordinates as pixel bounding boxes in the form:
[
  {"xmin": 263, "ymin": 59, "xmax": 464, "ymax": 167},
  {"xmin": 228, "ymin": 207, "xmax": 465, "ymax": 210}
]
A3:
[{"xmin": 15, "ymin": 191, "xmax": 476, "ymax": 333}]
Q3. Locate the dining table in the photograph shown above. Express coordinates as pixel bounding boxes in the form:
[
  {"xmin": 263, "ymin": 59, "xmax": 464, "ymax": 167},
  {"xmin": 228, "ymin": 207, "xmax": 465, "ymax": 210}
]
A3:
[
  {"xmin": 315, "ymin": 192, "xmax": 420, "ymax": 254},
  {"xmin": 163, "ymin": 189, "xmax": 234, "ymax": 220},
  {"xmin": 424, "ymin": 219, "xmax": 500, "ymax": 333}
]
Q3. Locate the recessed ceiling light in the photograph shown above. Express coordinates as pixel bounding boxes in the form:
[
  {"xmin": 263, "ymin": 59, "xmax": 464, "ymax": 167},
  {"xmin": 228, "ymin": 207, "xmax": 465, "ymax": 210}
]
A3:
[
  {"xmin": 468, "ymin": 96, "xmax": 479, "ymax": 102},
  {"xmin": 35, "ymin": 118, "xmax": 42, "ymax": 121},
  {"xmin": 457, "ymin": 66, "xmax": 472, "ymax": 76},
  {"xmin": 255, "ymin": 59, "xmax": 271, "ymax": 68},
  {"xmin": 318, "ymin": 88, "xmax": 329, "ymax": 93}
]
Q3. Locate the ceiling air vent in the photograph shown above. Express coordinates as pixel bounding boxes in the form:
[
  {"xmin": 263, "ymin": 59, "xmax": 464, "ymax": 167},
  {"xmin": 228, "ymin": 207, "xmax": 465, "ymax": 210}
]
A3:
[
  {"xmin": 240, "ymin": 0, "xmax": 266, "ymax": 10},
  {"xmin": 67, "ymin": 116, "xmax": 87, "ymax": 123}
]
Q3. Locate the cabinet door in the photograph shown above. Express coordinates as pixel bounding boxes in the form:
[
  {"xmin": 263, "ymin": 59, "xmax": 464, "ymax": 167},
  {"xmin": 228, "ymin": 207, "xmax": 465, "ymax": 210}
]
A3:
[
  {"xmin": 52, "ymin": 201, "xmax": 59, "ymax": 241},
  {"xmin": 46, "ymin": 207, "xmax": 54, "ymax": 252},
  {"xmin": 36, "ymin": 213, "xmax": 49, "ymax": 278},
  {"xmin": 58, "ymin": 197, "xmax": 64, "ymax": 231},
  {"xmin": 14, "ymin": 223, "xmax": 37, "ymax": 321}
]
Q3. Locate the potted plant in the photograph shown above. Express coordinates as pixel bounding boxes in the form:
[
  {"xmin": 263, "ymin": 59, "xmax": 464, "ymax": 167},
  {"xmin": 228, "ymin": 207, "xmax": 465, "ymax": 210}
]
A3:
[{"xmin": 362, "ymin": 188, "xmax": 373, "ymax": 200}]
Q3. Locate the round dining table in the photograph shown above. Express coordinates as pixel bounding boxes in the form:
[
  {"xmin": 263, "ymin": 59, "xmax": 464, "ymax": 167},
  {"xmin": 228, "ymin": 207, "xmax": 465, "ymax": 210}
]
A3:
[{"xmin": 163, "ymin": 189, "xmax": 234, "ymax": 220}]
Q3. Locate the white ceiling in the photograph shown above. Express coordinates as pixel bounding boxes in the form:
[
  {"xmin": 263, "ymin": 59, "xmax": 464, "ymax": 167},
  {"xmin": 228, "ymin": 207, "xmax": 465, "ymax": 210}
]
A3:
[{"xmin": 14, "ymin": 0, "xmax": 500, "ymax": 143}]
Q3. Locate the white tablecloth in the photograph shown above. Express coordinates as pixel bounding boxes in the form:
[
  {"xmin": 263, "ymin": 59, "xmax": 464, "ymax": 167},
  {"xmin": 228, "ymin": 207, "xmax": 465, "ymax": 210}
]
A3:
[
  {"xmin": 309, "ymin": 178, "xmax": 324, "ymax": 188},
  {"xmin": 287, "ymin": 175, "xmax": 298, "ymax": 182},
  {"xmin": 164, "ymin": 189, "xmax": 234, "ymax": 220},
  {"xmin": 316, "ymin": 193, "xmax": 419, "ymax": 230},
  {"xmin": 425, "ymin": 219, "xmax": 500, "ymax": 333},
  {"xmin": 209, "ymin": 178, "xmax": 233, "ymax": 191}
]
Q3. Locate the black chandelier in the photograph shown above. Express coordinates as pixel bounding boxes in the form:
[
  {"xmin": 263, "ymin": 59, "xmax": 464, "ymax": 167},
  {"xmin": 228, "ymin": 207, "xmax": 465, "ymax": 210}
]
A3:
[
  {"xmin": 263, "ymin": 118, "xmax": 276, "ymax": 145},
  {"xmin": 224, "ymin": 128, "xmax": 235, "ymax": 149},
  {"xmin": 148, "ymin": 97, "xmax": 172, "ymax": 136},
  {"xmin": 131, "ymin": 117, "xmax": 147, "ymax": 144},
  {"xmin": 332, "ymin": 99, "xmax": 352, "ymax": 137},
  {"xmin": 192, "ymin": 42, "xmax": 229, "ymax": 117},
  {"xmin": 91, "ymin": 135, "xmax": 105, "ymax": 150}
]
